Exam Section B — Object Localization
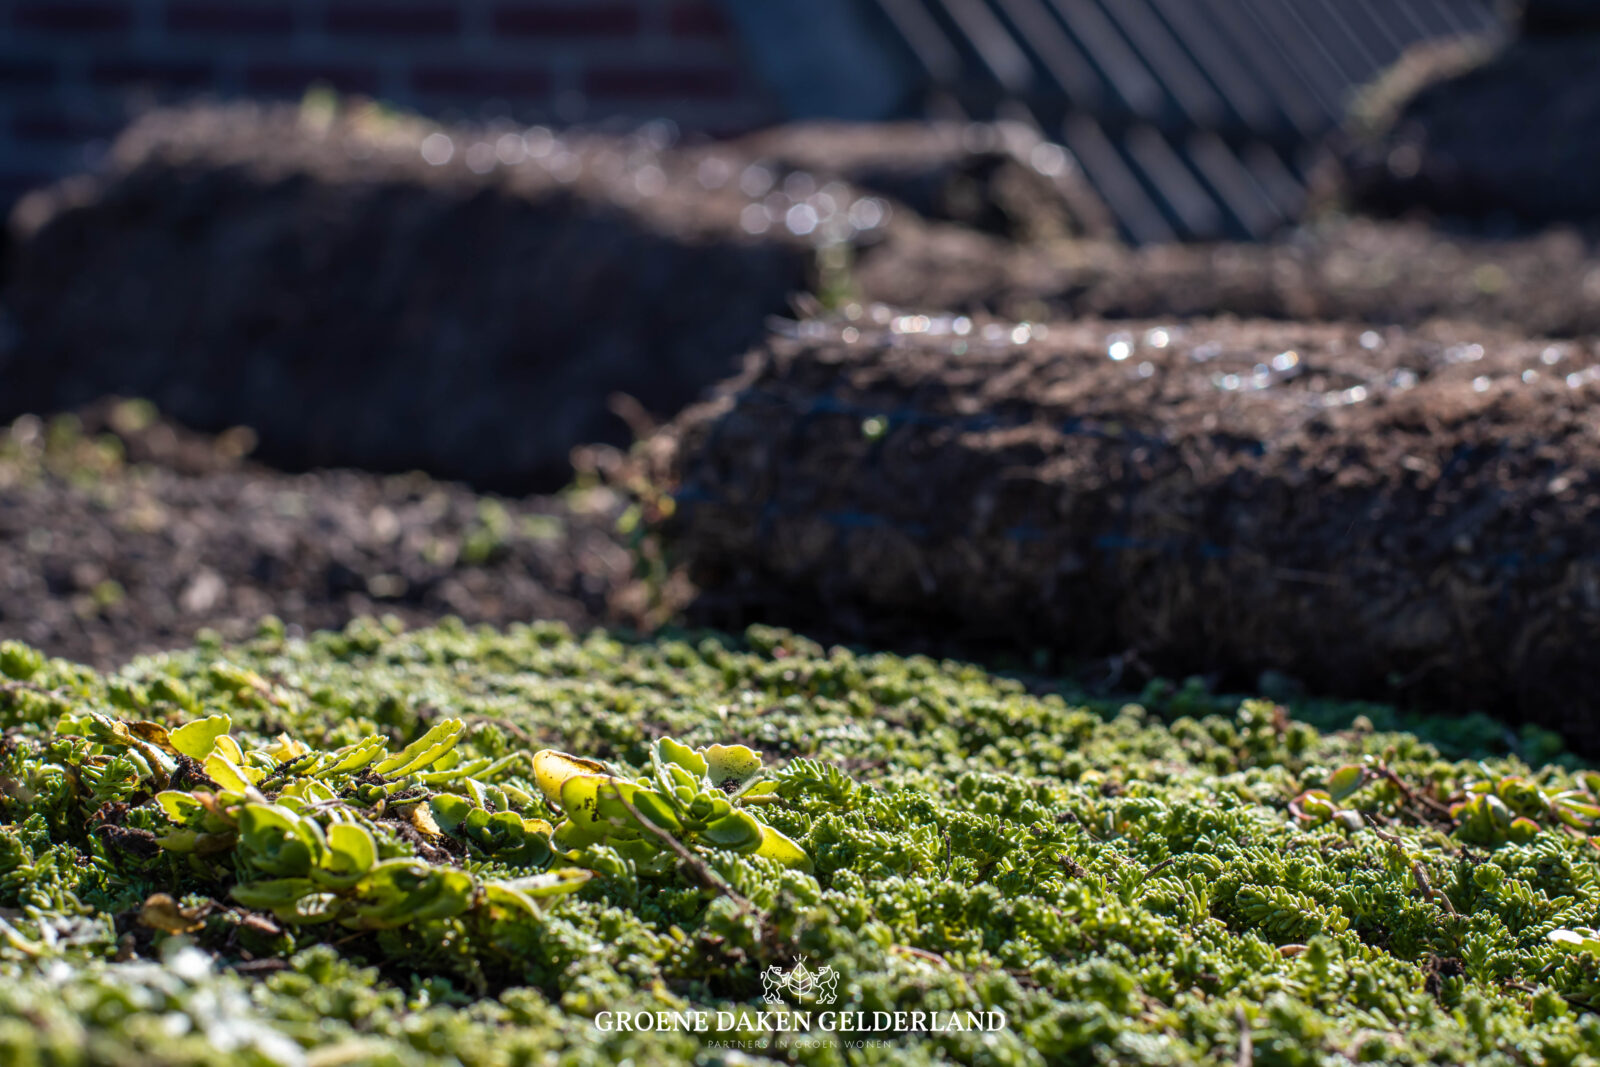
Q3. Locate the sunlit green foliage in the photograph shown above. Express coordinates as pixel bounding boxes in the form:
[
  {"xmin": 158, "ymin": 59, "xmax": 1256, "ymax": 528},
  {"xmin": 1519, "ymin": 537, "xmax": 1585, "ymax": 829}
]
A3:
[{"xmin": 7, "ymin": 622, "xmax": 1600, "ymax": 1064}]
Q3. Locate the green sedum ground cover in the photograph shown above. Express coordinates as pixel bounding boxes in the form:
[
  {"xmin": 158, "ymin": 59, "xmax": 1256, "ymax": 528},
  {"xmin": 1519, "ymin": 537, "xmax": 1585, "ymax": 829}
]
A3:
[{"xmin": 6, "ymin": 619, "xmax": 1600, "ymax": 1065}]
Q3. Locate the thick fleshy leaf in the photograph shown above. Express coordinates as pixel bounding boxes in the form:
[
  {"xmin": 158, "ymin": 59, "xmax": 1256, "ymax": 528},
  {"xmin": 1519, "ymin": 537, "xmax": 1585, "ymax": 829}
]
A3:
[
  {"xmin": 1551, "ymin": 927, "xmax": 1600, "ymax": 954},
  {"xmin": 428, "ymin": 793, "xmax": 474, "ymax": 834},
  {"xmin": 703, "ymin": 744, "xmax": 763, "ymax": 794},
  {"xmin": 533, "ymin": 750, "xmax": 609, "ymax": 806},
  {"xmin": 752, "ymin": 823, "xmax": 813, "ymax": 872},
  {"xmin": 127, "ymin": 720, "xmax": 177, "ymax": 755},
  {"xmin": 230, "ymin": 877, "xmax": 319, "ymax": 909},
  {"xmin": 561, "ymin": 774, "xmax": 643, "ymax": 840},
  {"xmin": 551, "ymin": 819, "xmax": 603, "ymax": 850},
  {"xmin": 138, "ymin": 893, "xmax": 205, "ymax": 935},
  {"xmin": 737, "ymin": 780, "xmax": 782, "ymax": 803},
  {"xmin": 348, "ymin": 861, "xmax": 474, "ymax": 929},
  {"xmin": 372, "ymin": 719, "xmax": 464, "ymax": 778},
  {"xmin": 1325, "ymin": 765, "xmax": 1365, "ymax": 802},
  {"xmin": 281, "ymin": 891, "xmax": 343, "ymax": 925},
  {"xmin": 699, "ymin": 810, "xmax": 763, "ymax": 851},
  {"xmin": 655, "ymin": 737, "xmax": 708, "ymax": 779},
  {"xmin": 155, "ymin": 790, "xmax": 203, "ymax": 823},
  {"xmin": 493, "ymin": 869, "xmax": 593, "ymax": 900},
  {"xmin": 169, "ymin": 715, "xmax": 232, "ymax": 760},
  {"xmin": 630, "ymin": 788, "xmax": 684, "ymax": 832},
  {"xmin": 204, "ymin": 752, "xmax": 262, "ymax": 793},
  {"xmin": 325, "ymin": 822, "xmax": 377, "ymax": 875},
  {"xmin": 314, "ymin": 736, "xmax": 388, "ymax": 778},
  {"xmin": 663, "ymin": 764, "xmax": 700, "ymax": 795}
]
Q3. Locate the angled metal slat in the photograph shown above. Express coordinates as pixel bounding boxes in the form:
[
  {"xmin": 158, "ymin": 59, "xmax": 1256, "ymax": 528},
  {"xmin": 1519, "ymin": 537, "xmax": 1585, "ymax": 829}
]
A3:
[
  {"xmin": 834, "ymin": 0, "xmax": 1506, "ymax": 244},
  {"xmin": 1188, "ymin": 0, "xmax": 1328, "ymax": 136},
  {"xmin": 991, "ymin": 0, "xmax": 1105, "ymax": 103},
  {"xmin": 1241, "ymin": 142, "xmax": 1306, "ymax": 220},
  {"xmin": 1290, "ymin": 0, "xmax": 1387, "ymax": 84},
  {"xmin": 932, "ymin": 0, "xmax": 1037, "ymax": 91},
  {"xmin": 1061, "ymin": 114, "xmax": 1176, "ymax": 243},
  {"xmin": 869, "ymin": 0, "xmax": 968, "ymax": 82},
  {"xmin": 1185, "ymin": 132, "xmax": 1284, "ymax": 239},
  {"xmin": 1095, "ymin": 0, "xmax": 1227, "ymax": 126},
  {"xmin": 1123, "ymin": 124, "xmax": 1226, "ymax": 239},
  {"xmin": 1141, "ymin": 0, "xmax": 1281, "ymax": 133},
  {"xmin": 1045, "ymin": 0, "xmax": 1167, "ymax": 117},
  {"xmin": 1234, "ymin": 0, "xmax": 1349, "ymax": 116},
  {"xmin": 1334, "ymin": 0, "xmax": 1407, "ymax": 60}
]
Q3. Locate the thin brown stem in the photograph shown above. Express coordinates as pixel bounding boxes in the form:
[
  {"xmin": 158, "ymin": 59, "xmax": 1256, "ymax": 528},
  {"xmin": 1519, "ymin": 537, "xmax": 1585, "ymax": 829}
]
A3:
[{"xmin": 610, "ymin": 785, "xmax": 754, "ymax": 914}]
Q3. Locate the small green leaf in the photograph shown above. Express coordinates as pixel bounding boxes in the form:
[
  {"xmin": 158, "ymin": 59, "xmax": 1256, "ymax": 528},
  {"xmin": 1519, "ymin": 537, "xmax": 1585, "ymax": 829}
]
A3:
[
  {"xmin": 703, "ymin": 744, "xmax": 763, "ymax": 794},
  {"xmin": 203, "ymin": 753, "xmax": 255, "ymax": 793},
  {"xmin": 533, "ymin": 750, "xmax": 609, "ymax": 805},
  {"xmin": 1326, "ymin": 765, "xmax": 1365, "ymax": 802},
  {"xmin": 428, "ymin": 793, "xmax": 474, "ymax": 834},
  {"xmin": 230, "ymin": 877, "xmax": 319, "ymax": 909},
  {"xmin": 494, "ymin": 869, "xmax": 594, "ymax": 899},
  {"xmin": 1551, "ymin": 927, "xmax": 1600, "ymax": 954},
  {"xmin": 631, "ymin": 788, "xmax": 684, "ymax": 832},
  {"xmin": 752, "ymin": 823, "xmax": 814, "ymax": 873},
  {"xmin": 699, "ymin": 810, "xmax": 762, "ymax": 851},
  {"xmin": 372, "ymin": 719, "xmax": 465, "ymax": 778},
  {"xmin": 155, "ymin": 790, "xmax": 203, "ymax": 823},
  {"xmin": 325, "ymin": 822, "xmax": 376, "ymax": 875},
  {"xmin": 655, "ymin": 737, "xmax": 708, "ymax": 780},
  {"xmin": 551, "ymin": 819, "xmax": 604, "ymax": 850},
  {"xmin": 314, "ymin": 736, "xmax": 388, "ymax": 778},
  {"xmin": 168, "ymin": 714, "xmax": 233, "ymax": 760}
]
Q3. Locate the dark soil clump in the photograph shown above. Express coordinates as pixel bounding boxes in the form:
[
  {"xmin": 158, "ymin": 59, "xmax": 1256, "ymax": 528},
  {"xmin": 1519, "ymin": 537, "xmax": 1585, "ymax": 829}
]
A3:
[
  {"xmin": 1331, "ymin": 30, "xmax": 1600, "ymax": 227},
  {"xmin": 0, "ymin": 401, "xmax": 638, "ymax": 667},
  {"xmin": 1, "ymin": 103, "xmax": 814, "ymax": 492},
  {"xmin": 655, "ymin": 313, "xmax": 1600, "ymax": 749},
  {"xmin": 1, "ymin": 104, "xmax": 1110, "ymax": 493},
  {"xmin": 858, "ymin": 219, "xmax": 1600, "ymax": 339}
]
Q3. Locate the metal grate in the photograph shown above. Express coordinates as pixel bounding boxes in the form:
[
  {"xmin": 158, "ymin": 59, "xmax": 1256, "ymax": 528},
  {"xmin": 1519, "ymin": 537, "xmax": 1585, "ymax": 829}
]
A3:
[{"xmin": 862, "ymin": 0, "xmax": 1503, "ymax": 241}]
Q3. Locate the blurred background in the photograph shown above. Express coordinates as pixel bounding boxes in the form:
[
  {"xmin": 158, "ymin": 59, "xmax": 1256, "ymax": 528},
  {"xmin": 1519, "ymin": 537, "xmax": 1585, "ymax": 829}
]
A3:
[
  {"xmin": 0, "ymin": 0, "xmax": 1521, "ymax": 237},
  {"xmin": 4, "ymin": 0, "xmax": 1600, "ymax": 748}
]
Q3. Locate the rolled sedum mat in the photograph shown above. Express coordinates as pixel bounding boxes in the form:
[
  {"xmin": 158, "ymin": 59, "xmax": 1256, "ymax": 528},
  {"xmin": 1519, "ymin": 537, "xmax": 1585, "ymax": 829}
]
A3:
[{"xmin": 658, "ymin": 311, "xmax": 1600, "ymax": 744}]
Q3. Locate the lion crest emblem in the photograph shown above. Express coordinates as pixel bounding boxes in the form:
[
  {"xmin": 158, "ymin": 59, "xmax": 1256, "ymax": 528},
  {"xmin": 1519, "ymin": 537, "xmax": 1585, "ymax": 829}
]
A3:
[{"xmin": 761, "ymin": 956, "xmax": 839, "ymax": 1005}]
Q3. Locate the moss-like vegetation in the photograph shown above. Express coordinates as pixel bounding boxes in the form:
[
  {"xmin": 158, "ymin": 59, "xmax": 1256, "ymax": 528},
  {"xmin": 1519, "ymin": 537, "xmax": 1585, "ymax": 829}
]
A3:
[{"xmin": 7, "ymin": 619, "xmax": 1600, "ymax": 1065}]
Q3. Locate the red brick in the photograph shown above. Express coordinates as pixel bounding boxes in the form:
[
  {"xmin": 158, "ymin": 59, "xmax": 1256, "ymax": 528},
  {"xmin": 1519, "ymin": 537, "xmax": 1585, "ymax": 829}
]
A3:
[
  {"xmin": 325, "ymin": 3, "xmax": 460, "ymax": 35},
  {"xmin": 492, "ymin": 4, "xmax": 639, "ymax": 37},
  {"xmin": 244, "ymin": 63, "xmax": 379, "ymax": 95},
  {"xmin": 14, "ymin": 2, "xmax": 132, "ymax": 32},
  {"xmin": 668, "ymin": 2, "xmax": 731, "ymax": 37},
  {"xmin": 167, "ymin": 3, "xmax": 295, "ymax": 34},
  {"xmin": 584, "ymin": 65, "xmax": 739, "ymax": 100},
  {"xmin": 413, "ymin": 64, "xmax": 549, "ymax": 97},
  {"xmin": 92, "ymin": 57, "xmax": 215, "ymax": 89}
]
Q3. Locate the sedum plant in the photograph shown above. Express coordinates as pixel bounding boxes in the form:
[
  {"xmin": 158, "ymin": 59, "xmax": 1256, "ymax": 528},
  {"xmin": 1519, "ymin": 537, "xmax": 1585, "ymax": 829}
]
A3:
[
  {"xmin": 67, "ymin": 709, "xmax": 595, "ymax": 931},
  {"xmin": 17, "ymin": 622, "xmax": 1600, "ymax": 1065},
  {"xmin": 531, "ymin": 736, "xmax": 812, "ymax": 871},
  {"xmin": 1292, "ymin": 757, "xmax": 1600, "ymax": 846}
]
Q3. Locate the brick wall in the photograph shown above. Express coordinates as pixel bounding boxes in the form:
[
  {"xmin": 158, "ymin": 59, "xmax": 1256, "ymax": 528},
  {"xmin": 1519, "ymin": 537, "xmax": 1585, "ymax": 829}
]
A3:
[{"xmin": 0, "ymin": 0, "xmax": 780, "ymax": 207}]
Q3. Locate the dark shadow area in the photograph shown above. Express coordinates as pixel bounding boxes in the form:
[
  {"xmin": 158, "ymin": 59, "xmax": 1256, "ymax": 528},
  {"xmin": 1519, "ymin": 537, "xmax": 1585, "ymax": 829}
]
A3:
[{"xmin": 1, "ymin": 157, "xmax": 807, "ymax": 493}]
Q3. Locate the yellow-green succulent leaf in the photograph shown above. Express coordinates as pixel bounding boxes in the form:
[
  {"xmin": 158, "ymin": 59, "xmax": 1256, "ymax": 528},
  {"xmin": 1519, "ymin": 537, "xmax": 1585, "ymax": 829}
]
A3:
[{"xmin": 168, "ymin": 714, "xmax": 234, "ymax": 760}]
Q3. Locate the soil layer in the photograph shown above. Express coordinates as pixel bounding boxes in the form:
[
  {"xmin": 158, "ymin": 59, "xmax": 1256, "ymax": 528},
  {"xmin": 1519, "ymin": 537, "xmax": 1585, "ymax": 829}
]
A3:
[
  {"xmin": 0, "ymin": 401, "xmax": 636, "ymax": 667},
  {"xmin": 657, "ymin": 313, "xmax": 1600, "ymax": 747}
]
